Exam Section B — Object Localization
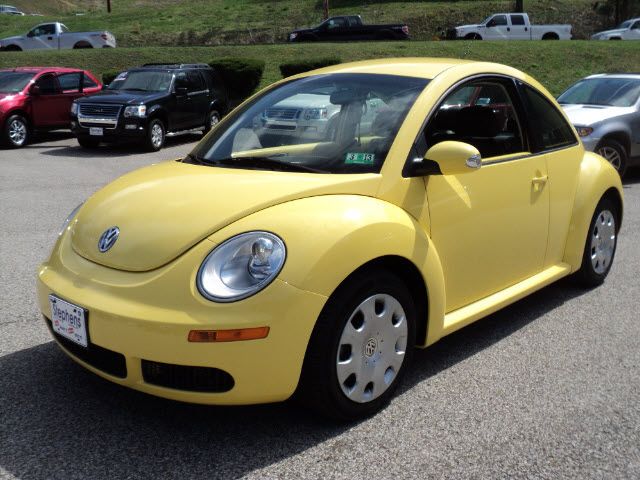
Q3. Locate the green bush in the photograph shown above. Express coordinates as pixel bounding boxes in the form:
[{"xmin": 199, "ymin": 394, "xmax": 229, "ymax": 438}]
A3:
[
  {"xmin": 101, "ymin": 70, "xmax": 122, "ymax": 86},
  {"xmin": 279, "ymin": 57, "xmax": 342, "ymax": 78},
  {"xmin": 208, "ymin": 58, "xmax": 265, "ymax": 102}
]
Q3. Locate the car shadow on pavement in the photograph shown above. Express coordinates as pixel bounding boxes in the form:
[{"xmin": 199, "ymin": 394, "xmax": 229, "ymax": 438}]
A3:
[
  {"xmin": 36, "ymin": 134, "xmax": 203, "ymax": 159},
  {"xmin": 0, "ymin": 278, "xmax": 589, "ymax": 480},
  {"xmin": 622, "ymin": 166, "xmax": 640, "ymax": 186}
]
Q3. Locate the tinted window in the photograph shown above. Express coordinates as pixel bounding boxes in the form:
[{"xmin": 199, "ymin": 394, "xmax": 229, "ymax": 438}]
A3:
[
  {"xmin": 0, "ymin": 71, "xmax": 35, "ymax": 93},
  {"xmin": 425, "ymin": 80, "xmax": 525, "ymax": 159},
  {"xmin": 489, "ymin": 15, "xmax": 508, "ymax": 27},
  {"xmin": 32, "ymin": 24, "xmax": 55, "ymax": 36},
  {"xmin": 631, "ymin": 21, "xmax": 640, "ymax": 30},
  {"xmin": 108, "ymin": 71, "xmax": 172, "ymax": 92},
  {"xmin": 58, "ymin": 72, "xmax": 81, "ymax": 92},
  {"xmin": 558, "ymin": 77, "xmax": 640, "ymax": 107},
  {"xmin": 511, "ymin": 15, "xmax": 525, "ymax": 25},
  {"xmin": 328, "ymin": 17, "xmax": 347, "ymax": 29},
  {"xmin": 186, "ymin": 71, "xmax": 205, "ymax": 92},
  {"xmin": 83, "ymin": 73, "xmax": 98, "ymax": 88},
  {"xmin": 521, "ymin": 85, "xmax": 576, "ymax": 151},
  {"xmin": 35, "ymin": 74, "xmax": 59, "ymax": 95}
]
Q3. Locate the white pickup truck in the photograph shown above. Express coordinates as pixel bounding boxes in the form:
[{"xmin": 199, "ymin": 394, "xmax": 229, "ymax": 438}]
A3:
[
  {"xmin": 591, "ymin": 18, "xmax": 640, "ymax": 40},
  {"xmin": 445, "ymin": 13, "xmax": 572, "ymax": 40},
  {"xmin": 0, "ymin": 22, "xmax": 116, "ymax": 51}
]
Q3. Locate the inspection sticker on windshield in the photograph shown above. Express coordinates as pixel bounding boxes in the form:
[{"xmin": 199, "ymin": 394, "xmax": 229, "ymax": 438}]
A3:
[{"xmin": 345, "ymin": 153, "xmax": 375, "ymax": 165}]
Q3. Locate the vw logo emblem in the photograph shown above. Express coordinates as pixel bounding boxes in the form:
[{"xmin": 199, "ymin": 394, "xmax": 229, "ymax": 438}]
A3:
[
  {"xmin": 98, "ymin": 226, "xmax": 119, "ymax": 252},
  {"xmin": 364, "ymin": 338, "xmax": 377, "ymax": 357}
]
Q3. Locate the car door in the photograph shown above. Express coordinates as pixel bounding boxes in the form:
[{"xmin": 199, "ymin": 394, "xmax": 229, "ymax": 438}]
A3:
[
  {"xmin": 485, "ymin": 14, "xmax": 509, "ymax": 40},
  {"xmin": 509, "ymin": 14, "xmax": 529, "ymax": 39},
  {"xmin": 323, "ymin": 17, "xmax": 349, "ymax": 41},
  {"xmin": 24, "ymin": 24, "xmax": 58, "ymax": 49},
  {"xmin": 627, "ymin": 20, "xmax": 640, "ymax": 39},
  {"xmin": 30, "ymin": 73, "xmax": 66, "ymax": 127},
  {"xmin": 423, "ymin": 77, "xmax": 549, "ymax": 312},
  {"xmin": 184, "ymin": 71, "xmax": 209, "ymax": 128},
  {"xmin": 55, "ymin": 72, "xmax": 83, "ymax": 124}
]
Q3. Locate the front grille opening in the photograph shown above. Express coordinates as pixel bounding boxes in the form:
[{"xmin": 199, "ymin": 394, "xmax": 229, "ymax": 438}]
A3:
[
  {"xmin": 142, "ymin": 360, "xmax": 234, "ymax": 393},
  {"xmin": 44, "ymin": 316, "xmax": 127, "ymax": 378}
]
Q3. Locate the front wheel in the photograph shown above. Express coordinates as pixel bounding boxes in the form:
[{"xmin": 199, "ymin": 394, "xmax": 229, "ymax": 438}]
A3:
[
  {"xmin": 575, "ymin": 196, "xmax": 619, "ymax": 287},
  {"xmin": 597, "ymin": 139, "xmax": 627, "ymax": 177},
  {"xmin": 297, "ymin": 270, "xmax": 416, "ymax": 420},
  {"xmin": 2, "ymin": 114, "xmax": 29, "ymax": 148},
  {"xmin": 145, "ymin": 118, "xmax": 165, "ymax": 152}
]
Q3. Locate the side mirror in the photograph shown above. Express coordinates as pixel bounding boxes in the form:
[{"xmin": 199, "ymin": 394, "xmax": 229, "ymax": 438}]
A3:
[
  {"xmin": 27, "ymin": 31, "xmax": 35, "ymax": 38},
  {"xmin": 175, "ymin": 86, "xmax": 188, "ymax": 96},
  {"xmin": 30, "ymin": 84, "xmax": 41, "ymax": 96},
  {"xmin": 407, "ymin": 141, "xmax": 481, "ymax": 177}
]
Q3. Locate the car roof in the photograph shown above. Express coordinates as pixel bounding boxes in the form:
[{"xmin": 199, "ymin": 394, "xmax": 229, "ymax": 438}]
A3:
[
  {"xmin": 585, "ymin": 73, "xmax": 640, "ymax": 80},
  {"xmin": 0, "ymin": 66, "xmax": 85, "ymax": 74}
]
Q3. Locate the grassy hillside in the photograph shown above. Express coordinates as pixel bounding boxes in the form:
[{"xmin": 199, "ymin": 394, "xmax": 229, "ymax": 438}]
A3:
[
  {"xmin": 1, "ymin": 0, "xmax": 634, "ymax": 46},
  {"xmin": 0, "ymin": 40, "xmax": 637, "ymax": 96}
]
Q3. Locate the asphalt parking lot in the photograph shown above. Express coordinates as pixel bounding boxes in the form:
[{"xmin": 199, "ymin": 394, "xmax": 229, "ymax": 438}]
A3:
[{"xmin": 1, "ymin": 133, "xmax": 639, "ymax": 480}]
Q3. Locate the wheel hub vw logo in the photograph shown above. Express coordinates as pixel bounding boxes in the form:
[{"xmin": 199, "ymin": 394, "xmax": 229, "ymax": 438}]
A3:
[
  {"xmin": 98, "ymin": 226, "xmax": 119, "ymax": 252},
  {"xmin": 364, "ymin": 338, "xmax": 377, "ymax": 357}
]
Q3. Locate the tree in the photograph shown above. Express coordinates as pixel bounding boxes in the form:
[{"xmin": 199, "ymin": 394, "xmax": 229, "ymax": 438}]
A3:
[
  {"xmin": 514, "ymin": 0, "xmax": 524, "ymax": 13},
  {"xmin": 323, "ymin": 0, "xmax": 329, "ymax": 20}
]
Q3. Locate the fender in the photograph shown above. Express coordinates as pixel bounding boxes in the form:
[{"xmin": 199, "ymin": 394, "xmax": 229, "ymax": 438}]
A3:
[
  {"xmin": 206, "ymin": 195, "xmax": 447, "ymax": 347},
  {"xmin": 563, "ymin": 152, "xmax": 623, "ymax": 271},
  {"xmin": 208, "ymin": 98, "xmax": 226, "ymax": 114}
]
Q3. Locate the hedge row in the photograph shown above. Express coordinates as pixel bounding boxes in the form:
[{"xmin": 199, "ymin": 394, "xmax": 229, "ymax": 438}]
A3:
[{"xmin": 279, "ymin": 57, "xmax": 342, "ymax": 78}]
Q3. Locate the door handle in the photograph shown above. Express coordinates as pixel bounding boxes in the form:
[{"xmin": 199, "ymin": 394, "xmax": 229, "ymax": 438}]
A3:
[
  {"xmin": 532, "ymin": 175, "xmax": 548, "ymax": 190},
  {"xmin": 507, "ymin": 27, "xmax": 511, "ymax": 31}
]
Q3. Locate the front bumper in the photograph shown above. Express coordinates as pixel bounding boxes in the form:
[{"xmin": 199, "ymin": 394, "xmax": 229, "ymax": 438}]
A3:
[
  {"xmin": 580, "ymin": 136, "xmax": 600, "ymax": 152},
  {"xmin": 37, "ymin": 231, "xmax": 327, "ymax": 405},
  {"xmin": 71, "ymin": 115, "xmax": 150, "ymax": 142}
]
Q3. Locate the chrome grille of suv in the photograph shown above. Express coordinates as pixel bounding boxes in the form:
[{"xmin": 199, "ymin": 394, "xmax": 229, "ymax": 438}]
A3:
[
  {"xmin": 78, "ymin": 104, "xmax": 122, "ymax": 129},
  {"xmin": 265, "ymin": 107, "xmax": 300, "ymax": 120}
]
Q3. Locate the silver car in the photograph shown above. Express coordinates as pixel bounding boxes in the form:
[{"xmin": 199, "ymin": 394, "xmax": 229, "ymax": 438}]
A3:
[{"xmin": 559, "ymin": 74, "xmax": 640, "ymax": 176}]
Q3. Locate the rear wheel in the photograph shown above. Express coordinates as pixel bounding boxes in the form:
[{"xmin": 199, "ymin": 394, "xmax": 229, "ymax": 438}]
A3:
[
  {"xmin": 542, "ymin": 32, "xmax": 559, "ymax": 40},
  {"xmin": 575, "ymin": 196, "xmax": 619, "ymax": 287},
  {"xmin": 2, "ymin": 114, "xmax": 29, "ymax": 148},
  {"xmin": 203, "ymin": 110, "xmax": 221, "ymax": 134},
  {"xmin": 145, "ymin": 118, "xmax": 165, "ymax": 151},
  {"xmin": 297, "ymin": 270, "xmax": 416, "ymax": 420},
  {"xmin": 596, "ymin": 138, "xmax": 628, "ymax": 177}
]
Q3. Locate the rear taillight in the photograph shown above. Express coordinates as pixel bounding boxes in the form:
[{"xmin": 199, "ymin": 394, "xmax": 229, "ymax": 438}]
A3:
[{"xmin": 402, "ymin": 25, "xmax": 409, "ymax": 35}]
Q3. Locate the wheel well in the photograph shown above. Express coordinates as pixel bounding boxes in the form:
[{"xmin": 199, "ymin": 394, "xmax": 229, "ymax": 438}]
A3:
[
  {"xmin": 542, "ymin": 32, "xmax": 559, "ymax": 39},
  {"xmin": 598, "ymin": 132, "xmax": 630, "ymax": 156},
  {"xmin": 4, "ymin": 110, "xmax": 30, "ymax": 127},
  {"xmin": 4, "ymin": 44, "xmax": 22, "ymax": 51},
  {"xmin": 336, "ymin": 256, "xmax": 429, "ymax": 346},
  {"xmin": 148, "ymin": 110, "xmax": 168, "ymax": 129},
  {"xmin": 602, "ymin": 187, "xmax": 623, "ymax": 230},
  {"xmin": 73, "ymin": 41, "xmax": 93, "ymax": 49}
]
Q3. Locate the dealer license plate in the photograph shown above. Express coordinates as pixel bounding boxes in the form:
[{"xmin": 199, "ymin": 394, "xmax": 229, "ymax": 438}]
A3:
[
  {"xmin": 89, "ymin": 127, "xmax": 103, "ymax": 136},
  {"xmin": 49, "ymin": 295, "xmax": 88, "ymax": 348}
]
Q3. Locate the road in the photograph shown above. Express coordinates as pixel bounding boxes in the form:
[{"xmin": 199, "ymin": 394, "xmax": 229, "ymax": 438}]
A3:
[{"xmin": 1, "ymin": 133, "xmax": 639, "ymax": 479}]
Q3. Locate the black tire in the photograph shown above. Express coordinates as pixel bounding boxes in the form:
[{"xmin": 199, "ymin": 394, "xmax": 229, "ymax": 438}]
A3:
[
  {"xmin": 542, "ymin": 33, "xmax": 559, "ymax": 40},
  {"xmin": 2, "ymin": 114, "xmax": 29, "ymax": 148},
  {"xmin": 297, "ymin": 269, "xmax": 416, "ymax": 421},
  {"xmin": 73, "ymin": 42, "xmax": 93, "ymax": 49},
  {"xmin": 203, "ymin": 110, "xmax": 221, "ymax": 134},
  {"xmin": 145, "ymin": 118, "xmax": 165, "ymax": 152},
  {"xmin": 77, "ymin": 136, "xmax": 100, "ymax": 148},
  {"xmin": 575, "ymin": 196, "xmax": 619, "ymax": 287},
  {"xmin": 596, "ymin": 138, "xmax": 628, "ymax": 177},
  {"xmin": 465, "ymin": 33, "xmax": 482, "ymax": 40},
  {"xmin": 4, "ymin": 45, "xmax": 22, "ymax": 51}
]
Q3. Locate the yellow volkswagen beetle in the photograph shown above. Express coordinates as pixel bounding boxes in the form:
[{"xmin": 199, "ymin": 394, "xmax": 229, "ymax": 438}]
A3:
[{"xmin": 37, "ymin": 58, "xmax": 623, "ymax": 420}]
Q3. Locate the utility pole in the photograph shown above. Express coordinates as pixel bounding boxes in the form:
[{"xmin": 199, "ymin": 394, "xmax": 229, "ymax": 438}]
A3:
[
  {"xmin": 515, "ymin": 0, "xmax": 524, "ymax": 13},
  {"xmin": 107, "ymin": 0, "xmax": 111, "ymax": 13},
  {"xmin": 323, "ymin": 0, "xmax": 329, "ymax": 20}
]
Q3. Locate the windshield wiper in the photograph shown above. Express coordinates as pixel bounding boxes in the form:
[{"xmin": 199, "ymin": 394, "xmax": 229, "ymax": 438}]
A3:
[{"xmin": 208, "ymin": 156, "xmax": 328, "ymax": 173}]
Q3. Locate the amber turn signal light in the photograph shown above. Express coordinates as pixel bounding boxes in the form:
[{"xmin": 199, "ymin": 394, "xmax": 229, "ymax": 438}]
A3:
[{"xmin": 188, "ymin": 326, "xmax": 270, "ymax": 342}]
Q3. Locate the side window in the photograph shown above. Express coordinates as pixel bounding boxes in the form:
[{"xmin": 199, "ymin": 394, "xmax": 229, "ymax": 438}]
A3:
[
  {"xmin": 488, "ymin": 15, "xmax": 507, "ymax": 27},
  {"xmin": 57, "ymin": 73, "xmax": 81, "ymax": 93},
  {"xmin": 520, "ymin": 84, "xmax": 576, "ymax": 151},
  {"xmin": 328, "ymin": 18, "xmax": 346, "ymax": 29},
  {"xmin": 511, "ymin": 15, "xmax": 525, "ymax": 26},
  {"xmin": 632, "ymin": 21, "xmax": 640, "ymax": 30},
  {"xmin": 35, "ymin": 74, "xmax": 60, "ymax": 95},
  {"xmin": 174, "ymin": 72, "xmax": 188, "ymax": 90},
  {"xmin": 424, "ymin": 80, "xmax": 526, "ymax": 159},
  {"xmin": 34, "ymin": 24, "xmax": 55, "ymax": 36},
  {"xmin": 83, "ymin": 73, "xmax": 98, "ymax": 89},
  {"xmin": 186, "ymin": 71, "xmax": 205, "ymax": 92}
]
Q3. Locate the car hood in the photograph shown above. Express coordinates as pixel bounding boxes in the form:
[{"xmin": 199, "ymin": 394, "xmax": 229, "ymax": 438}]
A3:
[
  {"xmin": 455, "ymin": 24, "xmax": 482, "ymax": 30},
  {"xmin": 0, "ymin": 35, "xmax": 22, "ymax": 42},
  {"xmin": 70, "ymin": 160, "xmax": 380, "ymax": 272},
  {"xmin": 75, "ymin": 90, "xmax": 167, "ymax": 105},
  {"xmin": 593, "ymin": 28, "xmax": 626, "ymax": 37},
  {"xmin": 561, "ymin": 104, "xmax": 632, "ymax": 126}
]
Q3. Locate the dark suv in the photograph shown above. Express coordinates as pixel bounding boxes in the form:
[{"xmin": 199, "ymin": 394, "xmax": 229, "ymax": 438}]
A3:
[{"xmin": 71, "ymin": 63, "xmax": 228, "ymax": 151}]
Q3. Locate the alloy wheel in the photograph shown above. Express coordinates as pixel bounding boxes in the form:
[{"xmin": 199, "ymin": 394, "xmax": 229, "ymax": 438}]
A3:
[
  {"xmin": 598, "ymin": 146, "xmax": 622, "ymax": 171},
  {"xmin": 150, "ymin": 123, "xmax": 164, "ymax": 149},
  {"xmin": 8, "ymin": 119, "xmax": 27, "ymax": 146},
  {"xmin": 590, "ymin": 209, "xmax": 616, "ymax": 274}
]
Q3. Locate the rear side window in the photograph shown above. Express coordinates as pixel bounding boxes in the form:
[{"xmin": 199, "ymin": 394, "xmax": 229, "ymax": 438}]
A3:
[
  {"xmin": 58, "ymin": 72, "xmax": 81, "ymax": 92},
  {"xmin": 511, "ymin": 15, "xmax": 525, "ymax": 25},
  {"xmin": 83, "ymin": 73, "xmax": 98, "ymax": 88},
  {"xmin": 521, "ymin": 84, "xmax": 576, "ymax": 151}
]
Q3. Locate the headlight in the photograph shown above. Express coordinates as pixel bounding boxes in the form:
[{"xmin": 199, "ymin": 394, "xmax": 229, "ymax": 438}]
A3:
[
  {"xmin": 289, "ymin": 32, "xmax": 298, "ymax": 40},
  {"xmin": 59, "ymin": 203, "xmax": 83, "ymax": 236},
  {"xmin": 197, "ymin": 231, "xmax": 286, "ymax": 302},
  {"xmin": 576, "ymin": 126, "xmax": 593, "ymax": 137},
  {"xmin": 71, "ymin": 102, "xmax": 78, "ymax": 115},
  {"xmin": 304, "ymin": 108, "xmax": 327, "ymax": 120},
  {"xmin": 124, "ymin": 105, "xmax": 147, "ymax": 118}
]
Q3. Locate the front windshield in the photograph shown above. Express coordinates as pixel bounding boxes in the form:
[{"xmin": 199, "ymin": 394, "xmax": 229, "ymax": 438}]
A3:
[
  {"xmin": 189, "ymin": 73, "xmax": 428, "ymax": 174},
  {"xmin": 558, "ymin": 78, "xmax": 640, "ymax": 107},
  {"xmin": 617, "ymin": 20, "xmax": 632, "ymax": 28},
  {"xmin": 0, "ymin": 71, "xmax": 34, "ymax": 93},
  {"xmin": 108, "ymin": 70, "xmax": 173, "ymax": 92}
]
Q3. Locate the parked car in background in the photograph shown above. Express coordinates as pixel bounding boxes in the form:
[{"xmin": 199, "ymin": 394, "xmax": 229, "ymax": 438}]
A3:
[
  {"xmin": 39, "ymin": 59, "xmax": 623, "ymax": 420},
  {"xmin": 288, "ymin": 15, "xmax": 409, "ymax": 42},
  {"xmin": 71, "ymin": 63, "xmax": 228, "ymax": 151},
  {"xmin": 591, "ymin": 18, "xmax": 640, "ymax": 40},
  {"xmin": 0, "ymin": 5, "xmax": 24, "ymax": 15},
  {"xmin": 445, "ymin": 13, "xmax": 572, "ymax": 40},
  {"xmin": 559, "ymin": 74, "xmax": 640, "ymax": 176},
  {"xmin": 0, "ymin": 22, "xmax": 116, "ymax": 51},
  {"xmin": 0, "ymin": 66, "xmax": 102, "ymax": 148}
]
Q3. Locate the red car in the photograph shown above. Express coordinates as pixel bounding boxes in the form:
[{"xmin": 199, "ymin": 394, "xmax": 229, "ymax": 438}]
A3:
[{"xmin": 0, "ymin": 66, "xmax": 102, "ymax": 148}]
